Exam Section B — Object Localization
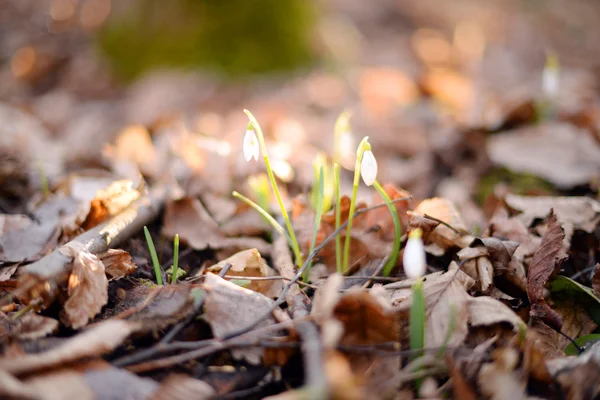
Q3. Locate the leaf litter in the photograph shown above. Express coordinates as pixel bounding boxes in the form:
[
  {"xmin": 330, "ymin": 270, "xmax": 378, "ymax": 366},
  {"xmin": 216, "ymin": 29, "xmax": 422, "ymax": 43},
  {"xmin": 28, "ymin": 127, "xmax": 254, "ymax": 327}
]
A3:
[{"xmin": 2, "ymin": 1, "xmax": 600, "ymax": 398}]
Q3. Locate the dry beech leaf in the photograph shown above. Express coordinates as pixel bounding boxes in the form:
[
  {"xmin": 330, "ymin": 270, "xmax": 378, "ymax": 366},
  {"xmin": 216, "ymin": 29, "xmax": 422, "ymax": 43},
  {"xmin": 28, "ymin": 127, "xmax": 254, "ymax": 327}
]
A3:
[
  {"xmin": 527, "ymin": 210, "xmax": 567, "ymax": 330},
  {"xmin": 0, "ymin": 313, "xmax": 58, "ymax": 341},
  {"xmin": 163, "ymin": 197, "xmax": 270, "ymax": 255},
  {"xmin": 98, "ymin": 249, "xmax": 137, "ymax": 280},
  {"xmin": 391, "ymin": 264, "xmax": 475, "ymax": 347},
  {"xmin": 1, "ymin": 369, "xmax": 96, "ymax": 400},
  {"xmin": 593, "ymin": 263, "xmax": 600, "ymax": 297},
  {"xmin": 0, "ymin": 319, "xmax": 140, "ymax": 375},
  {"xmin": 104, "ymin": 124, "xmax": 159, "ymax": 179},
  {"xmin": 83, "ymin": 365, "xmax": 159, "ymax": 400},
  {"xmin": 412, "ymin": 197, "xmax": 473, "ymax": 255},
  {"xmin": 488, "ymin": 123, "xmax": 600, "ymax": 188},
  {"xmin": 467, "ymin": 296, "xmax": 524, "ymax": 329},
  {"xmin": 548, "ymin": 342, "xmax": 600, "ymax": 399},
  {"xmin": 505, "ymin": 194, "xmax": 600, "ymax": 245},
  {"xmin": 206, "ymin": 248, "xmax": 282, "ymax": 298},
  {"xmin": 478, "ymin": 348, "xmax": 526, "ymax": 400},
  {"xmin": 202, "ymin": 273, "xmax": 276, "ymax": 364},
  {"xmin": 80, "ymin": 180, "xmax": 141, "ymax": 231},
  {"xmin": 150, "ymin": 374, "xmax": 215, "ymax": 400},
  {"xmin": 530, "ymin": 299, "xmax": 597, "ymax": 359},
  {"xmin": 58, "ymin": 243, "xmax": 108, "ymax": 329},
  {"xmin": 108, "ymin": 283, "xmax": 197, "ymax": 332}
]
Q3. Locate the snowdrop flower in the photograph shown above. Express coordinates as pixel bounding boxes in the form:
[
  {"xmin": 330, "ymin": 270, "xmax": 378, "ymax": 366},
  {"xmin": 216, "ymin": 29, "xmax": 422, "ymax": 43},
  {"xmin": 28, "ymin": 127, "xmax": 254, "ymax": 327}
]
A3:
[
  {"xmin": 360, "ymin": 149, "xmax": 378, "ymax": 186},
  {"xmin": 243, "ymin": 128, "xmax": 259, "ymax": 161},
  {"xmin": 542, "ymin": 53, "xmax": 559, "ymax": 99},
  {"xmin": 403, "ymin": 229, "xmax": 426, "ymax": 278}
]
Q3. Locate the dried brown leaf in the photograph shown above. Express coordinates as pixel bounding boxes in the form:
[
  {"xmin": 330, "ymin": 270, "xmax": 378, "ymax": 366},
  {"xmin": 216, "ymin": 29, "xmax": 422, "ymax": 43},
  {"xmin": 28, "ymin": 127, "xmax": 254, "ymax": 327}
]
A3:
[
  {"xmin": 98, "ymin": 249, "xmax": 137, "ymax": 280},
  {"xmin": 467, "ymin": 296, "xmax": 524, "ymax": 329},
  {"xmin": 0, "ymin": 313, "xmax": 58, "ymax": 340},
  {"xmin": 80, "ymin": 180, "xmax": 141, "ymax": 231},
  {"xmin": 478, "ymin": 348, "xmax": 526, "ymax": 400},
  {"xmin": 162, "ymin": 197, "xmax": 270, "ymax": 255},
  {"xmin": 150, "ymin": 374, "xmax": 215, "ymax": 400},
  {"xmin": 202, "ymin": 273, "xmax": 276, "ymax": 364},
  {"xmin": 391, "ymin": 264, "xmax": 475, "ymax": 347},
  {"xmin": 527, "ymin": 210, "xmax": 567, "ymax": 330},
  {"xmin": 59, "ymin": 242, "xmax": 108, "ymax": 329},
  {"xmin": 0, "ymin": 319, "xmax": 140, "ymax": 375},
  {"xmin": 206, "ymin": 248, "xmax": 282, "ymax": 297},
  {"xmin": 488, "ymin": 123, "xmax": 600, "ymax": 188}
]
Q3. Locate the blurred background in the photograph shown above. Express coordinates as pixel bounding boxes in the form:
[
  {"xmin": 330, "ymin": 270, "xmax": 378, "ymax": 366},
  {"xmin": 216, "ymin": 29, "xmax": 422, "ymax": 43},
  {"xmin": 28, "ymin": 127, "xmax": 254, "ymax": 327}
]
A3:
[{"xmin": 1, "ymin": 0, "xmax": 600, "ymax": 231}]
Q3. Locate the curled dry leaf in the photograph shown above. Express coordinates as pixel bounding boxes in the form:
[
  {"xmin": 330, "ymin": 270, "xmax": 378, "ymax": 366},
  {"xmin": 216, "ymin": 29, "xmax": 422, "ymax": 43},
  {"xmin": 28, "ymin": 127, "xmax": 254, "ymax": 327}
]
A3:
[
  {"xmin": 467, "ymin": 296, "xmax": 524, "ymax": 329},
  {"xmin": 202, "ymin": 273, "xmax": 276, "ymax": 364},
  {"xmin": 98, "ymin": 249, "xmax": 137, "ymax": 280},
  {"xmin": 0, "ymin": 319, "xmax": 140, "ymax": 376},
  {"xmin": 206, "ymin": 248, "xmax": 282, "ymax": 298},
  {"xmin": 458, "ymin": 237, "xmax": 520, "ymax": 293},
  {"xmin": 80, "ymin": 180, "xmax": 141, "ymax": 231},
  {"xmin": 527, "ymin": 210, "xmax": 567, "ymax": 330},
  {"xmin": 59, "ymin": 242, "xmax": 108, "ymax": 329},
  {"xmin": 0, "ymin": 312, "xmax": 58, "ymax": 340},
  {"xmin": 412, "ymin": 197, "xmax": 473, "ymax": 256}
]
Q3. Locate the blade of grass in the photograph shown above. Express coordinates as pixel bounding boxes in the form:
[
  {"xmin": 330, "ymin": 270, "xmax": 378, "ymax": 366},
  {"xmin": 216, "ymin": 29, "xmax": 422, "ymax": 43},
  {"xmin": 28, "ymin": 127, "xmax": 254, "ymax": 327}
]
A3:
[
  {"xmin": 333, "ymin": 163, "xmax": 342, "ymax": 274},
  {"xmin": 304, "ymin": 166, "xmax": 325, "ymax": 282},
  {"xmin": 144, "ymin": 226, "xmax": 163, "ymax": 285},
  {"xmin": 373, "ymin": 181, "xmax": 401, "ymax": 276},
  {"xmin": 232, "ymin": 191, "xmax": 293, "ymax": 247},
  {"xmin": 171, "ymin": 234, "xmax": 180, "ymax": 284}
]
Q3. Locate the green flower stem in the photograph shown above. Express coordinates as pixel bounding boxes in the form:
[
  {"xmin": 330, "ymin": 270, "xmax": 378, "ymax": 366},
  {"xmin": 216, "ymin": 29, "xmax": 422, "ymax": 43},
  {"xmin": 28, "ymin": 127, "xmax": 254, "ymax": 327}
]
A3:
[
  {"xmin": 232, "ymin": 191, "xmax": 292, "ymax": 247},
  {"xmin": 171, "ymin": 234, "xmax": 180, "ymax": 284},
  {"xmin": 304, "ymin": 166, "xmax": 324, "ymax": 282},
  {"xmin": 333, "ymin": 163, "xmax": 342, "ymax": 274},
  {"xmin": 144, "ymin": 226, "xmax": 163, "ymax": 285},
  {"xmin": 410, "ymin": 277, "xmax": 425, "ymax": 360},
  {"xmin": 342, "ymin": 137, "xmax": 370, "ymax": 272},
  {"xmin": 373, "ymin": 181, "xmax": 401, "ymax": 276},
  {"xmin": 244, "ymin": 109, "xmax": 303, "ymax": 267}
]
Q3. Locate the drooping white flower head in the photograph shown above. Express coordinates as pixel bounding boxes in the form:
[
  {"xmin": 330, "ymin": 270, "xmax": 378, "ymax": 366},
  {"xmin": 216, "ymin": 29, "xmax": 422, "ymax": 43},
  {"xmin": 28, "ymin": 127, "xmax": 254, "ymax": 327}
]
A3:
[
  {"xmin": 403, "ymin": 228, "xmax": 426, "ymax": 279},
  {"xmin": 542, "ymin": 53, "xmax": 559, "ymax": 99},
  {"xmin": 360, "ymin": 149, "xmax": 378, "ymax": 186},
  {"xmin": 243, "ymin": 128, "xmax": 259, "ymax": 162}
]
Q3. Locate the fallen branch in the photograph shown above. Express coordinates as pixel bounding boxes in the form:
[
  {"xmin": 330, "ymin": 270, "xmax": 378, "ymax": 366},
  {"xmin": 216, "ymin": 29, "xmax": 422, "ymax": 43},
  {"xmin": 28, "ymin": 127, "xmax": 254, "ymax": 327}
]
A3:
[{"xmin": 15, "ymin": 186, "xmax": 168, "ymax": 306}]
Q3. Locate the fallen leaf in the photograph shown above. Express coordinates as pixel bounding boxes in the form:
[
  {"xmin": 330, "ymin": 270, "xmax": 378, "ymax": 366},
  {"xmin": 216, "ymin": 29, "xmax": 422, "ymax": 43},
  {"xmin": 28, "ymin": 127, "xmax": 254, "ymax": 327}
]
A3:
[
  {"xmin": 412, "ymin": 197, "xmax": 473, "ymax": 255},
  {"xmin": 0, "ymin": 312, "xmax": 58, "ymax": 340},
  {"xmin": 504, "ymin": 194, "xmax": 600, "ymax": 247},
  {"xmin": 593, "ymin": 264, "xmax": 600, "ymax": 297},
  {"xmin": 0, "ymin": 319, "xmax": 140, "ymax": 375},
  {"xmin": 98, "ymin": 249, "xmax": 137, "ymax": 280},
  {"xmin": 487, "ymin": 123, "xmax": 600, "ymax": 188},
  {"xmin": 478, "ymin": 348, "xmax": 526, "ymax": 400},
  {"xmin": 59, "ymin": 242, "xmax": 108, "ymax": 329},
  {"xmin": 162, "ymin": 197, "xmax": 270, "ymax": 255},
  {"xmin": 206, "ymin": 248, "xmax": 282, "ymax": 298},
  {"xmin": 202, "ymin": 273, "xmax": 276, "ymax": 364},
  {"xmin": 80, "ymin": 180, "xmax": 141, "ymax": 231},
  {"xmin": 391, "ymin": 264, "xmax": 475, "ymax": 347},
  {"xmin": 467, "ymin": 296, "xmax": 524, "ymax": 329},
  {"xmin": 527, "ymin": 210, "xmax": 567, "ymax": 330},
  {"xmin": 150, "ymin": 374, "xmax": 215, "ymax": 400}
]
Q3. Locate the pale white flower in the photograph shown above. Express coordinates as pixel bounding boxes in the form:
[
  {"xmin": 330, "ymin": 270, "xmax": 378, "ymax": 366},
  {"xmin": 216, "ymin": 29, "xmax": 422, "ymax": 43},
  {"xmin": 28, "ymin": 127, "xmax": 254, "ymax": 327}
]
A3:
[
  {"xmin": 403, "ymin": 230, "xmax": 426, "ymax": 278},
  {"xmin": 542, "ymin": 64, "xmax": 559, "ymax": 98},
  {"xmin": 243, "ymin": 129, "xmax": 259, "ymax": 161},
  {"xmin": 360, "ymin": 150, "xmax": 377, "ymax": 186}
]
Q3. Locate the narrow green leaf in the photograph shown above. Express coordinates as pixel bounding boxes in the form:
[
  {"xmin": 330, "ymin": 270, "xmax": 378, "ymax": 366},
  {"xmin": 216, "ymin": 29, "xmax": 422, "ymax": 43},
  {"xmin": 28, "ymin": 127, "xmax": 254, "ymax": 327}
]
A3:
[{"xmin": 144, "ymin": 226, "xmax": 163, "ymax": 285}]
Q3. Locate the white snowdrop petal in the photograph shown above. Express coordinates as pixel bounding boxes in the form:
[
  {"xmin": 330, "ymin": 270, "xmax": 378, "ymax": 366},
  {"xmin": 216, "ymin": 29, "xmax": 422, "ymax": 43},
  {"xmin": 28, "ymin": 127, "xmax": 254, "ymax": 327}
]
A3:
[
  {"xmin": 403, "ymin": 236, "xmax": 426, "ymax": 278},
  {"xmin": 360, "ymin": 150, "xmax": 378, "ymax": 186},
  {"xmin": 243, "ymin": 130, "xmax": 259, "ymax": 162},
  {"xmin": 542, "ymin": 67, "xmax": 559, "ymax": 98}
]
